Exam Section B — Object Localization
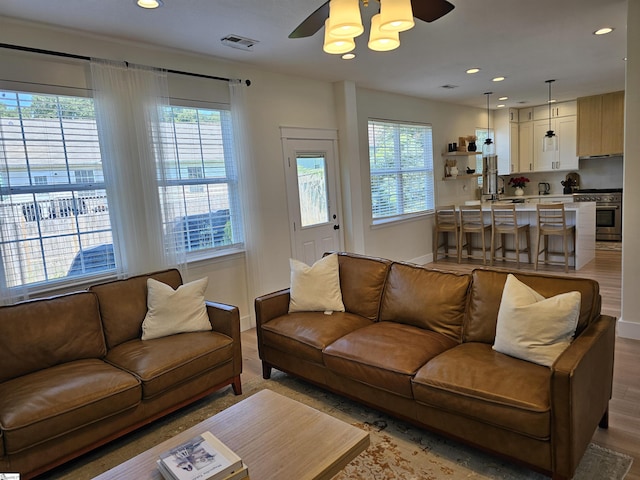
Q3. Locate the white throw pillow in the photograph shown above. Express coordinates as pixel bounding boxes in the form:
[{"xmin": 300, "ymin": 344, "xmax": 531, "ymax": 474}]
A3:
[
  {"xmin": 141, "ymin": 277, "xmax": 211, "ymax": 340},
  {"xmin": 492, "ymin": 274, "xmax": 581, "ymax": 367},
  {"xmin": 288, "ymin": 253, "xmax": 345, "ymax": 313}
]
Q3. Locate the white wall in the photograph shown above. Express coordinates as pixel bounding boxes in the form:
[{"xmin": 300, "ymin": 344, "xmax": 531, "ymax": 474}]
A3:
[
  {"xmin": 348, "ymin": 87, "xmax": 488, "ymax": 263},
  {"xmin": 619, "ymin": 0, "xmax": 640, "ymax": 339}
]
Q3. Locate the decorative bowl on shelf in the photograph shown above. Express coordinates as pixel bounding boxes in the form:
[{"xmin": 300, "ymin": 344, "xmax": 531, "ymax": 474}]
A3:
[{"xmin": 466, "ymin": 168, "xmax": 476, "ymax": 174}]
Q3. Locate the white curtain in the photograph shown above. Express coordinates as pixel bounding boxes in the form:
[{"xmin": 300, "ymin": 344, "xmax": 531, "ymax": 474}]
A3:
[
  {"xmin": 230, "ymin": 80, "xmax": 261, "ymax": 325},
  {"xmin": 90, "ymin": 59, "xmax": 186, "ymax": 277}
]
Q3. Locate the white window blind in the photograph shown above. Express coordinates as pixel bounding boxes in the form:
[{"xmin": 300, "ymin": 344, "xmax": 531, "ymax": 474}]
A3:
[
  {"xmin": 368, "ymin": 119, "xmax": 435, "ymax": 219},
  {"xmin": 0, "ymin": 91, "xmax": 114, "ymax": 287},
  {"xmin": 160, "ymin": 105, "xmax": 243, "ymax": 253}
]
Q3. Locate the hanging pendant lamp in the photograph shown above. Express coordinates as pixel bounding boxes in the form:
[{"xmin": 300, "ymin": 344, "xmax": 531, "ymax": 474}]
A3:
[
  {"xmin": 482, "ymin": 92, "xmax": 495, "ymax": 156},
  {"xmin": 543, "ymin": 79, "xmax": 558, "ymax": 152}
]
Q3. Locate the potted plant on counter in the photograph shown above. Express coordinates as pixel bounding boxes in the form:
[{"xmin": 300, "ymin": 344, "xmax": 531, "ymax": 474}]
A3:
[{"xmin": 509, "ymin": 176, "xmax": 530, "ymax": 196}]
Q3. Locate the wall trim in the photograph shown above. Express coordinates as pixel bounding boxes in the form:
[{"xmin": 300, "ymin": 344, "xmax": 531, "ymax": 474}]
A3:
[
  {"xmin": 410, "ymin": 254, "xmax": 433, "ymax": 266},
  {"xmin": 617, "ymin": 318, "xmax": 640, "ymax": 340}
]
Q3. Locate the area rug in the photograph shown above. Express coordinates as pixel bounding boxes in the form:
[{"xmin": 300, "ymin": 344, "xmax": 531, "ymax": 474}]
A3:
[{"xmin": 47, "ymin": 371, "xmax": 632, "ymax": 480}]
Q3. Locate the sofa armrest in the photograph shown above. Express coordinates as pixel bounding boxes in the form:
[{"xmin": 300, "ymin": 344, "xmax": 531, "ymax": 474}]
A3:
[
  {"xmin": 206, "ymin": 301, "xmax": 242, "ymax": 379},
  {"xmin": 254, "ymin": 288, "xmax": 290, "ymax": 327},
  {"xmin": 550, "ymin": 314, "xmax": 616, "ymax": 478}
]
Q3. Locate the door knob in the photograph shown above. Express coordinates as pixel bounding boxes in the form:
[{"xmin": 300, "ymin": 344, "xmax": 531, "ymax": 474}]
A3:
[{"xmin": 333, "ymin": 224, "xmax": 340, "ymax": 230}]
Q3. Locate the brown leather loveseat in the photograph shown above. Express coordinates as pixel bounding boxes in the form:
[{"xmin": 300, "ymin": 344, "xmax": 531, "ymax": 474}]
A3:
[
  {"xmin": 255, "ymin": 252, "xmax": 615, "ymax": 480},
  {"xmin": 0, "ymin": 269, "xmax": 242, "ymax": 479}
]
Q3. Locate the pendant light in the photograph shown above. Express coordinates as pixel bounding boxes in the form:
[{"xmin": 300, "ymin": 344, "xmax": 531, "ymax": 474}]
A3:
[
  {"xmin": 543, "ymin": 79, "xmax": 558, "ymax": 152},
  {"xmin": 482, "ymin": 92, "xmax": 495, "ymax": 156}
]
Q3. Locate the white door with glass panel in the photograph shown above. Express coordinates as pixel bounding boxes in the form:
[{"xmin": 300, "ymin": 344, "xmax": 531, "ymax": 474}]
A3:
[{"xmin": 283, "ymin": 138, "xmax": 342, "ymax": 265}]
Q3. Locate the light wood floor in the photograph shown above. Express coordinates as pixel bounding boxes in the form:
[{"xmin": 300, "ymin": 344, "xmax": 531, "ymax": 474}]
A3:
[{"xmin": 240, "ymin": 248, "xmax": 640, "ymax": 478}]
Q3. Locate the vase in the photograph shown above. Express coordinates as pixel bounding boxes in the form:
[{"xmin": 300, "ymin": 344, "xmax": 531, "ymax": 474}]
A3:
[
  {"xmin": 514, "ymin": 187, "xmax": 524, "ymax": 196},
  {"xmin": 467, "ymin": 141, "xmax": 477, "ymax": 152}
]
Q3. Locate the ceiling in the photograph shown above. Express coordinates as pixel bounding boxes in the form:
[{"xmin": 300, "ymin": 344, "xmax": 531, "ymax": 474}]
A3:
[{"xmin": 0, "ymin": 0, "xmax": 628, "ymax": 109}]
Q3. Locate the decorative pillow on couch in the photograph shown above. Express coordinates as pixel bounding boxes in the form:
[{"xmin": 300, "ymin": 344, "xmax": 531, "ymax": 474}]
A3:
[
  {"xmin": 289, "ymin": 253, "xmax": 345, "ymax": 313},
  {"xmin": 141, "ymin": 277, "xmax": 211, "ymax": 340},
  {"xmin": 493, "ymin": 274, "xmax": 581, "ymax": 367}
]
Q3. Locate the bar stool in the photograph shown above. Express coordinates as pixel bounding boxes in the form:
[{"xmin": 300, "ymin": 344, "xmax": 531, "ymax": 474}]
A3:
[
  {"xmin": 459, "ymin": 204, "xmax": 491, "ymax": 264},
  {"xmin": 433, "ymin": 205, "xmax": 460, "ymax": 263},
  {"xmin": 535, "ymin": 203, "xmax": 575, "ymax": 273},
  {"xmin": 490, "ymin": 203, "xmax": 532, "ymax": 268}
]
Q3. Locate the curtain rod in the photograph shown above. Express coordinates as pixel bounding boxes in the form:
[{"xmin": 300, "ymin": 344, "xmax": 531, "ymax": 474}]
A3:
[{"xmin": 0, "ymin": 43, "xmax": 251, "ymax": 86}]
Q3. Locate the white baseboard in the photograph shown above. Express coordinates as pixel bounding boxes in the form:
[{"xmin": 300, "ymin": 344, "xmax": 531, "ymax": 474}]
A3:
[
  {"xmin": 410, "ymin": 253, "xmax": 433, "ymax": 266},
  {"xmin": 240, "ymin": 314, "xmax": 255, "ymax": 332},
  {"xmin": 616, "ymin": 318, "xmax": 640, "ymax": 340}
]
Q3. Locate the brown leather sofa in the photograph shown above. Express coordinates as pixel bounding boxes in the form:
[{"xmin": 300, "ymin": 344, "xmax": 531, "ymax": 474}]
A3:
[
  {"xmin": 0, "ymin": 269, "xmax": 242, "ymax": 479},
  {"xmin": 255, "ymin": 252, "xmax": 615, "ymax": 480}
]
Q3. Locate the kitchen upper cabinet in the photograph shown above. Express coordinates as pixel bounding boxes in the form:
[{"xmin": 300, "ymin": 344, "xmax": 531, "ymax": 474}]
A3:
[
  {"xmin": 519, "ymin": 120, "xmax": 534, "ymax": 172},
  {"xmin": 495, "ymin": 108, "xmax": 519, "ymax": 174},
  {"xmin": 577, "ymin": 91, "xmax": 624, "ymax": 156},
  {"xmin": 519, "ymin": 108, "xmax": 533, "ymax": 123},
  {"xmin": 533, "ymin": 116, "xmax": 578, "ymax": 171},
  {"xmin": 533, "ymin": 100, "xmax": 577, "ymax": 121}
]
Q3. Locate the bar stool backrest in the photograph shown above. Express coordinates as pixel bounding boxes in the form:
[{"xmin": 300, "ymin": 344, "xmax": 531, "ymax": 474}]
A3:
[
  {"xmin": 460, "ymin": 204, "xmax": 485, "ymax": 226},
  {"xmin": 435, "ymin": 205, "xmax": 458, "ymax": 229},
  {"xmin": 537, "ymin": 203, "xmax": 567, "ymax": 228},
  {"xmin": 491, "ymin": 203, "xmax": 519, "ymax": 228}
]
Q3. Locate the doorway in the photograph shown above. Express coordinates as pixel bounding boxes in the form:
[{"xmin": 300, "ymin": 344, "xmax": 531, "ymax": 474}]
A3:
[{"xmin": 281, "ymin": 128, "xmax": 343, "ymax": 265}]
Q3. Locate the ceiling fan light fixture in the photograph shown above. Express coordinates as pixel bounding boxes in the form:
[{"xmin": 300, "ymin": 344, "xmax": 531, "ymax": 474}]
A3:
[
  {"xmin": 328, "ymin": 0, "xmax": 364, "ymax": 38},
  {"xmin": 323, "ymin": 18, "xmax": 356, "ymax": 54},
  {"xmin": 136, "ymin": 0, "xmax": 163, "ymax": 8},
  {"xmin": 379, "ymin": 0, "xmax": 415, "ymax": 32},
  {"xmin": 368, "ymin": 13, "xmax": 401, "ymax": 51}
]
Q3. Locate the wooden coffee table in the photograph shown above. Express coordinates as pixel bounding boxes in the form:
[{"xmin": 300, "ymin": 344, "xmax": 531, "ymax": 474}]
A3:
[{"xmin": 92, "ymin": 389, "xmax": 370, "ymax": 480}]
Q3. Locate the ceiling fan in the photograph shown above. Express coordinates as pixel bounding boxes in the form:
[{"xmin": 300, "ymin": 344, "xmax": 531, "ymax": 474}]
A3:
[{"xmin": 289, "ymin": 0, "xmax": 455, "ymax": 39}]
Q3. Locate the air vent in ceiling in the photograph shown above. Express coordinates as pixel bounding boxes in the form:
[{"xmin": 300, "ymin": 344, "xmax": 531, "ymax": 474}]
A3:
[
  {"xmin": 441, "ymin": 84, "xmax": 459, "ymax": 89},
  {"xmin": 221, "ymin": 35, "xmax": 258, "ymax": 51}
]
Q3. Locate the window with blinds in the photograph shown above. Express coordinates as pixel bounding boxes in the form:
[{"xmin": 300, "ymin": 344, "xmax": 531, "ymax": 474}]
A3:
[
  {"xmin": 0, "ymin": 91, "xmax": 244, "ymax": 291},
  {"xmin": 160, "ymin": 105, "xmax": 243, "ymax": 253},
  {"xmin": 0, "ymin": 91, "xmax": 113, "ymax": 287},
  {"xmin": 368, "ymin": 119, "xmax": 435, "ymax": 220}
]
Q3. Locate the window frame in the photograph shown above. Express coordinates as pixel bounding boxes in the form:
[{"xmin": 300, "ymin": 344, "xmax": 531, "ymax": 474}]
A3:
[{"xmin": 367, "ymin": 118, "xmax": 435, "ymax": 225}]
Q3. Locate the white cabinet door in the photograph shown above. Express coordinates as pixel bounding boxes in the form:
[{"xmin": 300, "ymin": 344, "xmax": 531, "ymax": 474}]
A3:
[
  {"xmin": 518, "ymin": 121, "xmax": 534, "ymax": 172},
  {"xmin": 532, "ymin": 116, "xmax": 578, "ymax": 172},
  {"xmin": 496, "ymin": 108, "xmax": 519, "ymax": 174},
  {"xmin": 533, "ymin": 119, "xmax": 556, "ymax": 171}
]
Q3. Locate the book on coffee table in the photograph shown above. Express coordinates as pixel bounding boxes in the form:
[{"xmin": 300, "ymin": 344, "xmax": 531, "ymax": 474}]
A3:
[{"xmin": 157, "ymin": 431, "xmax": 244, "ymax": 480}]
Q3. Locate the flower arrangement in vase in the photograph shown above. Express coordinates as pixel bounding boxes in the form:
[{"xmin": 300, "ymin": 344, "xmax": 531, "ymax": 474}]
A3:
[{"xmin": 509, "ymin": 176, "xmax": 530, "ymax": 196}]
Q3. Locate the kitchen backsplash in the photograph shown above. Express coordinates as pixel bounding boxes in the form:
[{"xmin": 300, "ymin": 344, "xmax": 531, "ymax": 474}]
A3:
[{"xmin": 499, "ymin": 155, "xmax": 623, "ymax": 195}]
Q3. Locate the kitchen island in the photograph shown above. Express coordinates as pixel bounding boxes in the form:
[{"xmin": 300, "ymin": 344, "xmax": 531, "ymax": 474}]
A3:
[{"xmin": 452, "ymin": 201, "xmax": 596, "ymax": 270}]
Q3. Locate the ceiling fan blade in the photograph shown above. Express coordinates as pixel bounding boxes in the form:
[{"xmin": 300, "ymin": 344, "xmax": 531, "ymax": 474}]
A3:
[
  {"xmin": 411, "ymin": 0, "xmax": 455, "ymax": 23},
  {"xmin": 289, "ymin": 1, "xmax": 331, "ymax": 38}
]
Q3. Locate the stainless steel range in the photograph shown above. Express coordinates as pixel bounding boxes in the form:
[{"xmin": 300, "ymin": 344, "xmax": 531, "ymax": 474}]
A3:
[{"xmin": 573, "ymin": 189, "xmax": 622, "ymax": 241}]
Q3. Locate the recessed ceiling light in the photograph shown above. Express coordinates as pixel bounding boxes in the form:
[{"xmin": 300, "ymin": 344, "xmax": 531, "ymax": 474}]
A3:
[
  {"xmin": 136, "ymin": 0, "xmax": 163, "ymax": 8},
  {"xmin": 466, "ymin": 68, "xmax": 481, "ymax": 74},
  {"xmin": 492, "ymin": 76, "xmax": 505, "ymax": 82},
  {"xmin": 594, "ymin": 27, "xmax": 614, "ymax": 35},
  {"xmin": 342, "ymin": 53, "xmax": 356, "ymax": 60},
  {"xmin": 498, "ymin": 96, "xmax": 508, "ymax": 101},
  {"xmin": 497, "ymin": 104, "xmax": 506, "ymax": 108},
  {"xmin": 547, "ymin": 99, "xmax": 557, "ymax": 104}
]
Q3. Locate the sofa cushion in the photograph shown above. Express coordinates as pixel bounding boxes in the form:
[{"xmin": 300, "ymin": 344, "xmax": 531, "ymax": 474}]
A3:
[
  {"xmin": 106, "ymin": 331, "xmax": 234, "ymax": 399},
  {"xmin": 379, "ymin": 263, "xmax": 470, "ymax": 342},
  {"xmin": 412, "ymin": 342, "xmax": 551, "ymax": 439},
  {"xmin": 323, "ymin": 322, "xmax": 457, "ymax": 398},
  {"xmin": 90, "ymin": 269, "xmax": 183, "ymax": 349},
  {"xmin": 261, "ymin": 312, "xmax": 373, "ymax": 364},
  {"xmin": 0, "ymin": 292, "xmax": 105, "ymax": 383},
  {"xmin": 0, "ymin": 359, "xmax": 140, "ymax": 454},
  {"xmin": 464, "ymin": 269, "xmax": 601, "ymax": 344},
  {"xmin": 493, "ymin": 274, "xmax": 581, "ymax": 367},
  {"xmin": 141, "ymin": 277, "xmax": 211, "ymax": 340},
  {"xmin": 337, "ymin": 252, "xmax": 392, "ymax": 320},
  {"xmin": 289, "ymin": 254, "xmax": 345, "ymax": 313}
]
